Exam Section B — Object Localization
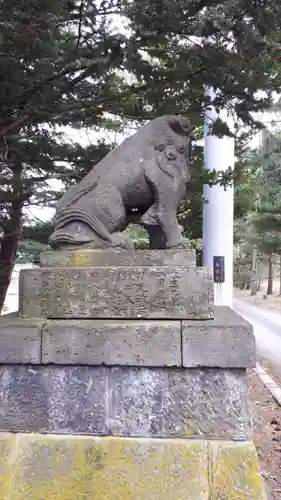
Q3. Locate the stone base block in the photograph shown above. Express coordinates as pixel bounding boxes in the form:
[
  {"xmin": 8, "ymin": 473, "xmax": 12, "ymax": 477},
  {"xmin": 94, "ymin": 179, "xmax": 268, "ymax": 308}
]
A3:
[
  {"xmin": 40, "ymin": 248, "xmax": 196, "ymax": 267},
  {"xmin": 40, "ymin": 267, "xmax": 214, "ymax": 319},
  {"xmin": 0, "ymin": 365, "xmax": 250, "ymax": 439},
  {"xmin": 42, "ymin": 319, "xmax": 182, "ymax": 366},
  {"xmin": 0, "ymin": 308, "xmax": 255, "ymax": 368},
  {"xmin": 25, "ymin": 265, "xmax": 213, "ymax": 320},
  {"xmin": 0, "ymin": 313, "xmax": 44, "ymax": 363},
  {"xmin": 0, "ymin": 308, "xmax": 256, "ymax": 368},
  {"xmin": 0, "ymin": 433, "xmax": 13, "ymax": 500},
  {"xmin": 209, "ymin": 441, "xmax": 267, "ymax": 499},
  {"xmin": 0, "ymin": 433, "xmax": 266, "ymax": 500},
  {"xmin": 19, "ymin": 269, "xmax": 42, "ymax": 318},
  {"xmin": 183, "ymin": 306, "xmax": 256, "ymax": 368}
]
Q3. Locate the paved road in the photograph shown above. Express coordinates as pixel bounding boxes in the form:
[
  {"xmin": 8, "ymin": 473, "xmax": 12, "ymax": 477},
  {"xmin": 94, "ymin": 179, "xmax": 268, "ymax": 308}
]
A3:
[{"xmin": 234, "ymin": 297, "xmax": 281, "ymax": 370}]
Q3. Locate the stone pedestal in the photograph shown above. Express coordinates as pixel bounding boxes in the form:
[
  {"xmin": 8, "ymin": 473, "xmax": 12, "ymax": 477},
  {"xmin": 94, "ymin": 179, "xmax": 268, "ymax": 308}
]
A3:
[{"xmin": 0, "ymin": 249, "xmax": 266, "ymax": 499}]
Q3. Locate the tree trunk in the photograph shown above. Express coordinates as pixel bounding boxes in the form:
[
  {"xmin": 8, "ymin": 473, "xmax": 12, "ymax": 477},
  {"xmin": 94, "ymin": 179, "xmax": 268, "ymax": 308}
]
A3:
[
  {"xmin": 0, "ymin": 224, "xmax": 20, "ymax": 312},
  {"xmin": 252, "ymin": 246, "xmax": 257, "ymax": 273},
  {"xmin": 267, "ymin": 254, "xmax": 273, "ymax": 295},
  {"xmin": 0, "ymin": 159, "xmax": 23, "ymax": 312},
  {"xmin": 279, "ymin": 255, "xmax": 281, "ymax": 296},
  {"xmin": 249, "ymin": 247, "xmax": 257, "ymax": 295}
]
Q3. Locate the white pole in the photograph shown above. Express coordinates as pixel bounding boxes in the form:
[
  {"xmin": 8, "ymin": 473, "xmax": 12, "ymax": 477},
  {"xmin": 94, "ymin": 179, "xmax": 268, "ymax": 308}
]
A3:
[{"xmin": 203, "ymin": 87, "xmax": 235, "ymax": 307}]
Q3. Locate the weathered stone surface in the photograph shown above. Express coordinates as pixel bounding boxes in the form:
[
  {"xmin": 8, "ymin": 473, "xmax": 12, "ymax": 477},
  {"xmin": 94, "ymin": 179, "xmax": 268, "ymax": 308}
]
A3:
[
  {"xmin": 0, "ymin": 433, "xmax": 267, "ymax": 500},
  {"xmin": 0, "ymin": 366, "xmax": 107, "ymax": 435},
  {"xmin": 39, "ymin": 266, "xmax": 214, "ymax": 319},
  {"xmin": 109, "ymin": 367, "xmax": 250, "ymax": 440},
  {"xmin": 209, "ymin": 441, "xmax": 267, "ymax": 499},
  {"xmin": 19, "ymin": 268, "xmax": 41, "ymax": 318},
  {"xmin": 182, "ymin": 306, "xmax": 256, "ymax": 368},
  {"xmin": 0, "ymin": 433, "xmax": 14, "ymax": 500},
  {"xmin": 0, "ymin": 366, "xmax": 249, "ymax": 438},
  {"xmin": 0, "ymin": 313, "xmax": 44, "ymax": 363},
  {"xmin": 42, "ymin": 320, "xmax": 181, "ymax": 366},
  {"xmin": 13, "ymin": 434, "xmax": 208, "ymax": 500},
  {"xmin": 0, "ymin": 307, "xmax": 255, "ymax": 368},
  {"xmin": 40, "ymin": 248, "xmax": 196, "ymax": 267}
]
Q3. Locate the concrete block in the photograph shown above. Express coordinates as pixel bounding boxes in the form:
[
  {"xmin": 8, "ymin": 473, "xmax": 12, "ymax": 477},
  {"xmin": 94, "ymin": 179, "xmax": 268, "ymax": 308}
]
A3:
[
  {"xmin": 0, "ymin": 313, "xmax": 44, "ymax": 363},
  {"xmin": 209, "ymin": 440, "xmax": 267, "ymax": 499},
  {"xmin": 0, "ymin": 366, "xmax": 107, "ymax": 435},
  {"xmin": 40, "ymin": 248, "xmax": 196, "ymax": 267},
  {"xmin": 13, "ymin": 434, "xmax": 209, "ymax": 500},
  {"xmin": 40, "ymin": 266, "xmax": 214, "ymax": 319},
  {"xmin": 19, "ymin": 268, "xmax": 41, "ymax": 318},
  {"xmin": 42, "ymin": 320, "xmax": 181, "ymax": 366},
  {"xmin": 108, "ymin": 367, "xmax": 250, "ymax": 440},
  {"xmin": 182, "ymin": 306, "xmax": 256, "ymax": 368},
  {"xmin": 0, "ymin": 433, "xmax": 14, "ymax": 500}
]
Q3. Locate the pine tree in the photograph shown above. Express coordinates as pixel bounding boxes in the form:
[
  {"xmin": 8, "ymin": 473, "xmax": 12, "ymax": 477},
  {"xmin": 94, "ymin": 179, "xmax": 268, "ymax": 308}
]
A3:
[
  {"xmin": 120, "ymin": 0, "xmax": 281, "ymax": 130},
  {"xmin": 239, "ymin": 131, "xmax": 281, "ymax": 294},
  {"xmin": 0, "ymin": 0, "xmax": 128, "ymax": 310}
]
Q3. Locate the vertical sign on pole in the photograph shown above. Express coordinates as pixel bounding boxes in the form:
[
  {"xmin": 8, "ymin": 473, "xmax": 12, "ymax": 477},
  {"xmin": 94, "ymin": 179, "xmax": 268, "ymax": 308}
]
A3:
[
  {"xmin": 213, "ymin": 256, "xmax": 225, "ymax": 283},
  {"xmin": 203, "ymin": 87, "xmax": 235, "ymax": 307}
]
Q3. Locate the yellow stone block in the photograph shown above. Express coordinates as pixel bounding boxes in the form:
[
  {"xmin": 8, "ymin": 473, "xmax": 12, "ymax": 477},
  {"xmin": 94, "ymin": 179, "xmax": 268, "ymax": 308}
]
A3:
[
  {"xmin": 0, "ymin": 433, "xmax": 16, "ymax": 500},
  {"xmin": 209, "ymin": 441, "xmax": 267, "ymax": 500},
  {"xmin": 13, "ymin": 435, "xmax": 208, "ymax": 500}
]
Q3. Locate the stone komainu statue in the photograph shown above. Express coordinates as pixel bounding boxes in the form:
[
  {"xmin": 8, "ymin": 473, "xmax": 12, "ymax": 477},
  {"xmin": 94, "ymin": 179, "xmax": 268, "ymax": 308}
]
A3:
[{"xmin": 49, "ymin": 115, "xmax": 192, "ymax": 250}]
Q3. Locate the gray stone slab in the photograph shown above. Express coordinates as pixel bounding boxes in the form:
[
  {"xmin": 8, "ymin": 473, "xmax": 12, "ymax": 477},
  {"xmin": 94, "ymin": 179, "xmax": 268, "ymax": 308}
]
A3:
[
  {"xmin": 40, "ymin": 248, "xmax": 196, "ymax": 267},
  {"xmin": 19, "ymin": 268, "xmax": 41, "ymax": 318},
  {"xmin": 182, "ymin": 306, "xmax": 256, "ymax": 368},
  {"xmin": 0, "ymin": 313, "xmax": 44, "ymax": 363},
  {"xmin": 109, "ymin": 367, "xmax": 250, "ymax": 440},
  {"xmin": 39, "ymin": 266, "xmax": 214, "ymax": 319},
  {"xmin": 0, "ymin": 365, "xmax": 249, "ymax": 439},
  {"xmin": 0, "ymin": 366, "xmax": 107, "ymax": 435},
  {"xmin": 42, "ymin": 320, "xmax": 181, "ymax": 366}
]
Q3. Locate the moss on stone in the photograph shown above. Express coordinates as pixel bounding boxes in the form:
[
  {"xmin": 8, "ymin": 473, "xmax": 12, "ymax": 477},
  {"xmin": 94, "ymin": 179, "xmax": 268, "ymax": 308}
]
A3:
[
  {"xmin": 68, "ymin": 250, "xmax": 95, "ymax": 267},
  {"xmin": 0, "ymin": 433, "xmax": 15, "ymax": 500},
  {"xmin": 0, "ymin": 433, "xmax": 267, "ymax": 500},
  {"xmin": 13, "ymin": 435, "xmax": 208, "ymax": 500},
  {"xmin": 209, "ymin": 441, "xmax": 267, "ymax": 499}
]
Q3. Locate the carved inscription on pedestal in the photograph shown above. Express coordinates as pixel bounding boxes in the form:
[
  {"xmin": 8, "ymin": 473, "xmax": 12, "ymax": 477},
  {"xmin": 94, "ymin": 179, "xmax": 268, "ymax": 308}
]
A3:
[{"xmin": 40, "ymin": 266, "xmax": 214, "ymax": 319}]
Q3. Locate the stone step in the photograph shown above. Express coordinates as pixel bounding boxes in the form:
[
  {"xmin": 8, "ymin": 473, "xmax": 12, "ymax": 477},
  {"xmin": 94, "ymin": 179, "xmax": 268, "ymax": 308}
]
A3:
[
  {"xmin": 19, "ymin": 265, "xmax": 214, "ymax": 320},
  {"xmin": 40, "ymin": 248, "xmax": 196, "ymax": 268}
]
